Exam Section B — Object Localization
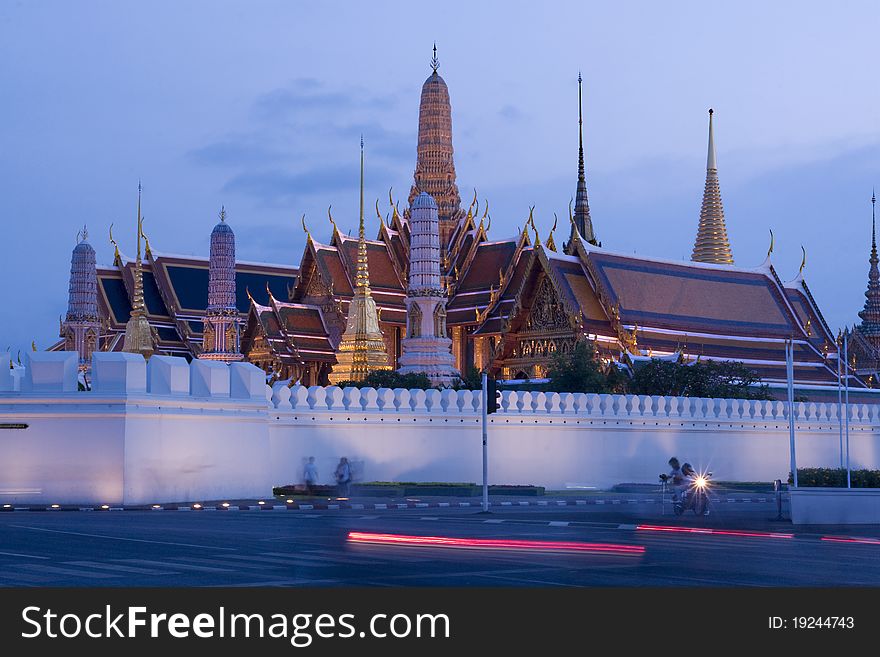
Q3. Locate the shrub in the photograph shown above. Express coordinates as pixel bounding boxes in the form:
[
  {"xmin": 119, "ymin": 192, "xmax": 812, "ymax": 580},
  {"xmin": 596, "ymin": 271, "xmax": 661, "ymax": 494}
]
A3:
[
  {"xmin": 629, "ymin": 359, "xmax": 772, "ymax": 400},
  {"xmin": 789, "ymin": 468, "xmax": 880, "ymax": 488},
  {"xmin": 334, "ymin": 370, "xmax": 433, "ymax": 390}
]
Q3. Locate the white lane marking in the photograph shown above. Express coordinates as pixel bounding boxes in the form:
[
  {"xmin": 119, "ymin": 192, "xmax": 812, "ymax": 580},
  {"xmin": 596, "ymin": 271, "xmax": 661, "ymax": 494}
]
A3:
[
  {"xmin": 537, "ymin": 501, "xmax": 549, "ymax": 506},
  {"xmin": 19, "ymin": 564, "xmax": 118, "ymax": 579},
  {"xmin": 351, "ymin": 503, "xmax": 365, "ymax": 509},
  {"xmin": 518, "ymin": 502, "xmax": 529, "ymax": 506},
  {"xmin": 0, "ymin": 550, "xmax": 50, "ymax": 560},
  {"xmin": 396, "ymin": 504, "xmax": 409, "ymax": 509},
  {"xmin": 374, "ymin": 504, "xmax": 388, "ymax": 509},
  {"xmin": 438, "ymin": 503, "xmax": 450, "ymax": 507},
  {"xmin": 556, "ymin": 501, "xmax": 567, "ymax": 506},
  {"xmin": 484, "ymin": 519, "xmax": 505, "ymax": 524},
  {"xmin": 9, "ymin": 525, "xmax": 237, "ymax": 551},
  {"xmin": 617, "ymin": 524, "xmax": 638, "ymax": 530},
  {"xmin": 415, "ymin": 503, "xmax": 429, "ymax": 508},
  {"xmin": 327, "ymin": 504, "xmax": 340, "ymax": 510},
  {"xmin": 65, "ymin": 561, "xmax": 176, "ymax": 575},
  {"xmin": 612, "ymin": 500, "xmax": 621, "ymax": 505},
  {"xmin": 548, "ymin": 521, "xmax": 570, "ymax": 527},
  {"xmin": 272, "ymin": 505, "xmax": 287, "ymax": 511},
  {"xmin": 575, "ymin": 500, "xmax": 586, "ymax": 506},
  {"xmin": 298, "ymin": 504, "xmax": 314, "ymax": 510},
  {"xmin": 359, "ymin": 515, "xmax": 380, "ymax": 520},
  {"xmin": 420, "ymin": 517, "xmax": 439, "ymax": 521},
  {"xmin": 595, "ymin": 500, "xmax": 606, "ymax": 505},
  {"xmin": 458, "ymin": 502, "xmax": 471, "ymax": 507},
  {"xmin": 119, "ymin": 559, "xmax": 233, "ymax": 573}
]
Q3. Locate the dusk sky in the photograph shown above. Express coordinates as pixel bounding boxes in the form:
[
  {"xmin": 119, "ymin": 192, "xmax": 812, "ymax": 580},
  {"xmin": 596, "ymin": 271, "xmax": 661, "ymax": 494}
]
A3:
[{"xmin": 1, "ymin": 1, "xmax": 879, "ymax": 356}]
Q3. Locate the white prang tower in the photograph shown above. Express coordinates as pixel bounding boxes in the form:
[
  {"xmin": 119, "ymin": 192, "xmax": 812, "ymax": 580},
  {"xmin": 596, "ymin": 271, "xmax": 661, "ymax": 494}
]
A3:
[{"xmin": 397, "ymin": 191, "xmax": 459, "ymax": 385}]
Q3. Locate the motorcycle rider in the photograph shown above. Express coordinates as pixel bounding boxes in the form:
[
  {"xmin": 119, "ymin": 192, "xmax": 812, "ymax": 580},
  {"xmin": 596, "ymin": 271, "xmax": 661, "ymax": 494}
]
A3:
[
  {"xmin": 681, "ymin": 462, "xmax": 710, "ymax": 516},
  {"xmin": 663, "ymin": 457, "xmax": 685, "ymax": 501}
]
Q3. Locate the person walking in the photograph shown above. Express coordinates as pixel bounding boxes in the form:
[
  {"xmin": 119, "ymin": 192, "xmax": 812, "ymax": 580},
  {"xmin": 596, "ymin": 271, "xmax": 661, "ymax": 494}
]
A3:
[
  {"xmin": 334, "ymin": 457, "xmax": 352, "ymax": 498},
  {"xmin": 303, "ymin": 456, "xmax": 318, "ymax": 496}
]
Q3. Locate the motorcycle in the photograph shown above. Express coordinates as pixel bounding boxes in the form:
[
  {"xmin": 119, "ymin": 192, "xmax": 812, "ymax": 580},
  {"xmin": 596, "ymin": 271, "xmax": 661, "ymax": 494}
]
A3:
[{"xmin": 659, "ymin": 471, "xmax": 712, "ymax": 516}]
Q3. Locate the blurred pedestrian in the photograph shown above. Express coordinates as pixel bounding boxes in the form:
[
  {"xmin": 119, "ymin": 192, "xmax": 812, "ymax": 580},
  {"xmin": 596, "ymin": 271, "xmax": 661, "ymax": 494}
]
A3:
[
  {"xmin": 303, "ymin": 456, "xmax": 318, "ymax": 496},
  {"xmin": 334, "ymin": 457, "xmax": 352, "ymax": 498}
]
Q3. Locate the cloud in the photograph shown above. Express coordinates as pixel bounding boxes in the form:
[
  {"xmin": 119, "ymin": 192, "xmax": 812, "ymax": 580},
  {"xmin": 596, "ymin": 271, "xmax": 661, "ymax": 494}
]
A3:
[
  {"xmin": 188, "ymin": 138, "xmax": 286, "ymax": 167},
  {"xmin": 222, "ymin": 162, "xmax": 400, "ymax": 207},
  {"xmin": 251, "ymin": 78, "xmax": 398, "ymax": 122},
  {"xmin": 498, "ymin": 104, "xmax": 523, "ymax": 121}
]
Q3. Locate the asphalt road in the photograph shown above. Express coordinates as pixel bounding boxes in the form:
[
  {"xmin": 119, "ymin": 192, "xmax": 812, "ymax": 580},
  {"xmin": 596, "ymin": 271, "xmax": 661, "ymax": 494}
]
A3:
[{"xmin": 2, "ymin": 501, "xmax": 879, "ymax": 587}]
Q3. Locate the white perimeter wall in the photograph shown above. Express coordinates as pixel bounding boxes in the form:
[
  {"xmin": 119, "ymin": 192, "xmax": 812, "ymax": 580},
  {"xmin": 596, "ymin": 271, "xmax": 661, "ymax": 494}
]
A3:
[{"xmin": 2, "ymin": 352, "xmax": 880, "ymax": 504}]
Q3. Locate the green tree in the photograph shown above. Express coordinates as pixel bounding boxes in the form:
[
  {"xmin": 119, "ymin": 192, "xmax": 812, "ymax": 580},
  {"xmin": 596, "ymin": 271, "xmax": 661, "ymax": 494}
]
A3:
[
  {"xmin": 451, "ymin": 365, "xmax": 484, "ymax": 391},
  {"xmin": 545, "ymin": 340, "xmax": 614, "ymax": 393},
  {"xmin": 629, "ymin": 358, "xmax": 772, "ymax": 400}
]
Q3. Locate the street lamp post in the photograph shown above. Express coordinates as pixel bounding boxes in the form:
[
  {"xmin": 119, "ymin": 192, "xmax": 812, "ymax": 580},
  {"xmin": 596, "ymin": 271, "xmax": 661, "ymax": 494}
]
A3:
[
  {"xmin": 844, "ymin": 332, "xmax": 851, "ymax": 488},
  {"xmin": 481, "ymin": 371, "xmax": 489, "ymax": 513},
  {"xmin": 786, "ymin": 339, "xmax": 798, "ymax": 489}
]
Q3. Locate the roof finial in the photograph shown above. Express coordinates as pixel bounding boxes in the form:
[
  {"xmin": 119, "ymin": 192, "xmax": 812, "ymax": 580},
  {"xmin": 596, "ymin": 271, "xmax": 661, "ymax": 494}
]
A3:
[
  {"xmin": 219, "ymin": 205, "xmax": 226, "ymax": 222},
  {"xmin": 431, "ymin": 42, "xmax": 439, "ymax": 73},
  {"xmin": 355, "ymin": 136, "xmax": 370, "ymax": 290},
  {"xmin": 301, "ymin": 213, "xmax": 311, "ymax": 241},
  {"xmin": 799, "ymin": 245, "xmax": 806, "ymax": 275},
  {"xmin": 767, "ymin": 228, "xmax": 774, "ymax": 257},
  {"xmin": 873, "ymin": 188, "xmax": 877, "ymax": 252},
  {"xmin": 707, "ymin": 108, "xmax": 717, "ymax": 170},
  {"xmin": 136, "ymin": 181, "xmax": 143, "ymax": 261}
]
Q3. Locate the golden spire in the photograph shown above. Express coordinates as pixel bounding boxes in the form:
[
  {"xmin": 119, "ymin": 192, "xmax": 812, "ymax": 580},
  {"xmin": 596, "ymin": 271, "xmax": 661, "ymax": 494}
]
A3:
[
  {"xmin": 767, "ymin": 228, "xmax": 774, "ymax": 258},
  {"xmin": 431, "ymin": 42, "xmax": 439, "ymax": 73},
  {"xmin": 327, "ymin": 137, "xmax": 391, "ymax": 384},
  {"xmin": 122, "ymin": 181, "xmax": 155, "ymax": 359},
  {"xmin": 356, "ymin": 136, "xmax": 370, "ymax": 291},
  {"xmin": 799, "ymin": 245, "xmax": 806, "ymax": 275},
  {"xmin": 691, "ymin": 109, "xmax": 734, "ymax": 264}
]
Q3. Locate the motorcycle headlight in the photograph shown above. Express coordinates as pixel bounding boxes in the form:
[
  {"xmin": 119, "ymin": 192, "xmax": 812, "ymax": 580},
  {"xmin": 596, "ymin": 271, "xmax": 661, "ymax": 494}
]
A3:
[{"xmin": 694, "ymin": 476, "xmax": 707, "ymax": 490}]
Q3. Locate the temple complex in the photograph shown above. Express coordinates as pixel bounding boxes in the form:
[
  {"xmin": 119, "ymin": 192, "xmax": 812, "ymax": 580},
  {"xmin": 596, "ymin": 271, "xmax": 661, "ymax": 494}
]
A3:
[{"xmin": 48, "ymin": 48, "xmax": 872, "ymax": 397}]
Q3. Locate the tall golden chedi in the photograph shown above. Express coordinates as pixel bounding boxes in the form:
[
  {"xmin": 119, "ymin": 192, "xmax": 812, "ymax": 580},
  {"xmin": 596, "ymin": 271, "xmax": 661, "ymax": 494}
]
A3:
[
  {"xmin": 691, "ymin": 109, "xmax": 734, "ymax": 264},
  {"xmin": 408, "ymin": 45, "xmax": 462, "ymax": 251},
  {"xmin": 328, "ymin": 139, "xmax": 392, "ymax": 383},
  {"xmin": 122, "ymin": 183, "xmax": 156, "ymax": 359}
]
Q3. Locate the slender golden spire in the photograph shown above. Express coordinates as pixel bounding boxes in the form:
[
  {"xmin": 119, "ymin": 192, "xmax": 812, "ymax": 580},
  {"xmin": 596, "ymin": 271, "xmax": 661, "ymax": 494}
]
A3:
[
  {"xmin": 356, "ymin": 135, "xmax": 370, "ymax": 291},
  {"xmin": 692, "ymin": 109, "xmax": 734, "ymax": 264},
  {"xmin": 123, "ymin": 181, "xmax": 155, "ymax": 358},
  {"xmin": 131, "ymin": 181, "xmax": 145, "ymax": 316},
  {"xmin": 328, "ymin": 138, "xmax": 390, "ymax": 384}
]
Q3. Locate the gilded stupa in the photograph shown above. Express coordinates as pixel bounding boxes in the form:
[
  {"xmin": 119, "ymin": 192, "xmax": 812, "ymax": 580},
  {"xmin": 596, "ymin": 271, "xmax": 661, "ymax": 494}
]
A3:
[
  {"xmin": 327, "ymin": 139, "xmax": 392, "ymax": 383},
  {"xmin": 122, "ymin": 183, "xmax": 156, "ymax": 359},
  {"xmin": 691, "ymin": 109, "xmax": 734, "ymax": 264}
]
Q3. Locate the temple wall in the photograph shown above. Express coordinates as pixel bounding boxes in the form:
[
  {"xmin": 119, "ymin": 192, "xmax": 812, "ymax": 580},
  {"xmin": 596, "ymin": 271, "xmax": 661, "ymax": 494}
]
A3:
[{"xmin": 2, "ymin": 352, "xmax": 880, "ymax": 504}]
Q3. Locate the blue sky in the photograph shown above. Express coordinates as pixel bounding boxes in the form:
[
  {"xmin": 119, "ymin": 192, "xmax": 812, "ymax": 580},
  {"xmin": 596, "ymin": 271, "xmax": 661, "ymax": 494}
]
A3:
[{"xmin": 1, "ymin": 1, "xmax": 878, "ymax": 356}]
